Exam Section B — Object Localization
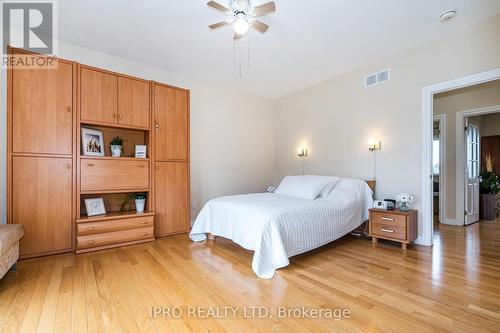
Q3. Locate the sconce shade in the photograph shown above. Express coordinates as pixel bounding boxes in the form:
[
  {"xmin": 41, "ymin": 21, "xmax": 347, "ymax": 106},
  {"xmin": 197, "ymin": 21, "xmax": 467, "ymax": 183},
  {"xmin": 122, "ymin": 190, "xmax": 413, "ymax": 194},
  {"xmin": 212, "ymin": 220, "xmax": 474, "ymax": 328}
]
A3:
[
  {"xmin": 368, "ymin": 139, "xmax": 381, "ymax": 151},
  {"xmin": 297, "ymin": 147, "xmax": 308, "ymax": 157}
]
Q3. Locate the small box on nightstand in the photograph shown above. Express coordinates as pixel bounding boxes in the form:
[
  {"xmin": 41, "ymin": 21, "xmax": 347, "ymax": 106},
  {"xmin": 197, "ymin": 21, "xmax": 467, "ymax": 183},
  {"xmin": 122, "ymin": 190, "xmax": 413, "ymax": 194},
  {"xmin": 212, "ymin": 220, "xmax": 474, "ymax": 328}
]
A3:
[{"xmin": 369, "ymin": 208, "xmax": 417, "ymax": 249}]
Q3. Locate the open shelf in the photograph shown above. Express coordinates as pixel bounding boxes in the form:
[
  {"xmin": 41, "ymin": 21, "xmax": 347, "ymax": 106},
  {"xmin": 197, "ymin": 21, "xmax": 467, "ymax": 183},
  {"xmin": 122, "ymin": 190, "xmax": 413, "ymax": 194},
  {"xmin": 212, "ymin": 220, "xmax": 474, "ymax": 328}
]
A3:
[
  {"xmin": 80, "ymin": 125, "xmax": 150, "ymax": 158},
  {"xmin": 76, "ymin": 210, "xmax": 154, "ymax": 223}
]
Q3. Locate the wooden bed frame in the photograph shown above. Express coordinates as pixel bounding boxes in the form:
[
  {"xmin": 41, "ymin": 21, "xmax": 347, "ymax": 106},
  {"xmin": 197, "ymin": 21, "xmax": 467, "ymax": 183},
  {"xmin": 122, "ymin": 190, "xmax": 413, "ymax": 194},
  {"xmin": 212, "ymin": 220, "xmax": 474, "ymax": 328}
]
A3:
[{"xmin": 207, "ymin": 179, "xmax": 375, "ymax": 241}]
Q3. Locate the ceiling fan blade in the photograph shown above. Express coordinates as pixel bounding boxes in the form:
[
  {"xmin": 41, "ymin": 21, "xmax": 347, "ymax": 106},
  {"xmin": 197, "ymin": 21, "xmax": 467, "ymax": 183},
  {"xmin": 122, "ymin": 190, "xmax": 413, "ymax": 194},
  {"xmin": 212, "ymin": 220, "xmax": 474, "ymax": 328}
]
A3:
[
  {"xmin": 253, "ymin": 1, "xmax": 276, "ymax": 16},
  {"xmin": 252, "ymin": 20, "xmax": 269, "ymax": 33},
  {"xmin": 207, "ymin": 1, "xmax": 230, "ymax": 14},
  {"xmin": 209, "ymin": 21, "xmax": 229, "ymax": 30}
]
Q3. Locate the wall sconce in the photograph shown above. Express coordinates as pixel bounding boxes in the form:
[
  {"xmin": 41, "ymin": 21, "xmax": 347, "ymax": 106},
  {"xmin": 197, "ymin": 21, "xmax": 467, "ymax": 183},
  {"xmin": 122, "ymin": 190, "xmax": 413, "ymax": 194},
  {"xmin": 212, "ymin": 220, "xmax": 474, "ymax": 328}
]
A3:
[
  {"xmin": 297, "ymin": 147, "xmax": 308, "ymax": 157},
  {"xmin": 368, "ymin": 139, "xmax": 381, "ymax": 181},
  {"xmin": 368, "ymin": 138, "xmax": 381, "ymax": 152}
]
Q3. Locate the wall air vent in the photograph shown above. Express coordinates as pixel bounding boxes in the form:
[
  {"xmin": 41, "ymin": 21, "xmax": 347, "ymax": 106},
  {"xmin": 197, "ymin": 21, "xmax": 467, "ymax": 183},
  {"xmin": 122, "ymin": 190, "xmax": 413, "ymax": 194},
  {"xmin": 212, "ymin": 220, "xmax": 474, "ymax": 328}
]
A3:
[{"xmin": 364, "ymin": 69, "xmax": 390, "ymax": 87}]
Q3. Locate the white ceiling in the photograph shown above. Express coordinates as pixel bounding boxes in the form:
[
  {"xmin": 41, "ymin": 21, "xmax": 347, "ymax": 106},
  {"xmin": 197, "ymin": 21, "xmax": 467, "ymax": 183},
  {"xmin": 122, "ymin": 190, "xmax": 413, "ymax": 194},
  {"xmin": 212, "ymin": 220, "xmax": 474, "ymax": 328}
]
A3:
[{"xmin": 59, "ymin": 0, "xmax": 500, "ymax": 99}]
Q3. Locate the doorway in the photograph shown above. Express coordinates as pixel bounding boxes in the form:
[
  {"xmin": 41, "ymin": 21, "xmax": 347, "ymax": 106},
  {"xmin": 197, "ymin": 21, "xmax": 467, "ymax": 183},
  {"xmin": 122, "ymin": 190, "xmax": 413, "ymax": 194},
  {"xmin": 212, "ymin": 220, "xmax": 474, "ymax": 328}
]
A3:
[
  {"xmin": 433, "ymin": 115, "xmax": 446, "ymax": 225},
  {"xmin": 422, "ymin": 71, "xmax": 500, "ymax": 246}
]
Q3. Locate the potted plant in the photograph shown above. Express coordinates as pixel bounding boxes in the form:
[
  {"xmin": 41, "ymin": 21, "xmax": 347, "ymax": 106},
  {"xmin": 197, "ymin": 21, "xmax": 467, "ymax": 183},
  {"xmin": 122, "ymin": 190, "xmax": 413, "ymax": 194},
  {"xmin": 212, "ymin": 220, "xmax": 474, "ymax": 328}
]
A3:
[
  {"xmin": 396, "ymin": 193, "xmax": 414, "ymax": 211},
  {"xmin": 479, "ymin": 153, "xmax": 499, "ymax": 220},
  {"xmin": 110, "ymin": 136, "xmax": 123, "ymax": 157},
  {"xmin": 479, "ymin": 172, "xmax": 499, "ymax": 220},
  {"xmin": 133, "ymin": 193, "xmax": 147, "ymax": 213}
]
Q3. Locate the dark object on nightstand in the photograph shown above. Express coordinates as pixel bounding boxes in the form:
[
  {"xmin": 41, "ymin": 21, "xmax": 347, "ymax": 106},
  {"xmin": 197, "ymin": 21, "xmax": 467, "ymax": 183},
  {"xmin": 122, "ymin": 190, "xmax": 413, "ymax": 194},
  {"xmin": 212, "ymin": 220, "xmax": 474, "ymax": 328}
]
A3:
[{"xmin": 369, "ymin": 208, "xmax": 417, "ymax": 249}]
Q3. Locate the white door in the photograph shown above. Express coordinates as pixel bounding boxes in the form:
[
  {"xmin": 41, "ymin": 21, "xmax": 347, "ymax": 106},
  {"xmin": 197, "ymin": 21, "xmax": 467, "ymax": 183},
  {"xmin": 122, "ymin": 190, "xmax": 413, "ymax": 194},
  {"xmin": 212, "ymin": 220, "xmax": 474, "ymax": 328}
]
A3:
[{"xmin": 465, "ymin": 122, "xmax": 480, "ymax": 225}]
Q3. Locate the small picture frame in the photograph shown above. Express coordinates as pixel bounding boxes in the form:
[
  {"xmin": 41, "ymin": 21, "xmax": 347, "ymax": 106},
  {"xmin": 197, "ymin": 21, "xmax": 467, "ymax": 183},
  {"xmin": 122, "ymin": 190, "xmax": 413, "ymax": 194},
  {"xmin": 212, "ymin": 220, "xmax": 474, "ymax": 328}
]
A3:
[
  {"xmin": 84, "ymin": 198, "xmax": 106, "ymax": 216},
  {"xmin": 81, "ymin": 128, "xmax": 105, "ymax": 156},
  {"xmin": 135, "ymin": 145, "xmax": 147, "ymax": 158}
]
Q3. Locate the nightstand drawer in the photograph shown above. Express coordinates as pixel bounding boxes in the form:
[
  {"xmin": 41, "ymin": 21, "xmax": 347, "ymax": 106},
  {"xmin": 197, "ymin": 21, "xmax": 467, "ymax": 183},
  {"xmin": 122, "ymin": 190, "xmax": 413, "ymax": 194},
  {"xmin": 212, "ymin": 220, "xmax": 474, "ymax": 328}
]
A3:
[
  {"xmin": 371, "ymin": 211, "xmax": 406, "ymax": 228},
  {"xmin": 371, "ymin": 222, "xmax": 406, "ymax": 240}
]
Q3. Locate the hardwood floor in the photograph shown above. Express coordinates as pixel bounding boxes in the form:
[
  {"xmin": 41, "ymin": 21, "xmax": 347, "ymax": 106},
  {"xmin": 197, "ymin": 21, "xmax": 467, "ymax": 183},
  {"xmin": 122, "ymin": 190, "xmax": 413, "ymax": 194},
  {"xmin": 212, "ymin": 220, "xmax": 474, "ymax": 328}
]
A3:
[{"xmin": 1, "ymin": 220, "xmax": 500, "ymax": 333}]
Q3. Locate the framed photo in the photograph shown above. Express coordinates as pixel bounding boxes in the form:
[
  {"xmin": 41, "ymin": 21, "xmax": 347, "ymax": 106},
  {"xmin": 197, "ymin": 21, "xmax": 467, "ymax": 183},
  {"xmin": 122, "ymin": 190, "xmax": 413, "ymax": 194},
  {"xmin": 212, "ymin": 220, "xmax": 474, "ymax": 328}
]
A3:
[
  {"xmin": 135, "ymin": 145, "xmax": 147, "ymax": 158},
  {"xmin": 84, "ymin": 198, "xmax": 106, "ymax": 216},
  {"xmin": 81, "ymin": 128, "xmax": 105, "ymax": 156}
]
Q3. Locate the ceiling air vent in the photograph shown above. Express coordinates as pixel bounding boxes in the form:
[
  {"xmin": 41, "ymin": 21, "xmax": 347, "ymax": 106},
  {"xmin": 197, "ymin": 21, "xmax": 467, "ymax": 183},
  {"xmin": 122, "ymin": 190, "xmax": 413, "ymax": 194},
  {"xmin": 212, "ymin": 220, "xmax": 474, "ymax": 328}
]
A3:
[{"xmin": 364, "ymin": 69, "xmax": 390, "ymax": 87}]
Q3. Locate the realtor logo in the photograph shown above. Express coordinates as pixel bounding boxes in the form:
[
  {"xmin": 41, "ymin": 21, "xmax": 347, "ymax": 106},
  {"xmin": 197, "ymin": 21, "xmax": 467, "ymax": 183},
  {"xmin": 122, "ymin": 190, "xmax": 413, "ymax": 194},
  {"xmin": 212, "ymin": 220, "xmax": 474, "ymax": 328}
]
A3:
[{"xmin": 2, "ymin": 1, "xmax": 54, "ymax": 54}]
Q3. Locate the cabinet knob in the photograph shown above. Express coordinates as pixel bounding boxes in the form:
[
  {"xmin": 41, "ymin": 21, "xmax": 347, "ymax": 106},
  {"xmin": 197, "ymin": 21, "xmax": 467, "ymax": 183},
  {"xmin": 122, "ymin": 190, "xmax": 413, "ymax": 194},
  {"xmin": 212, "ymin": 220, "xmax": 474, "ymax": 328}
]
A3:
[
  {"xmin": 66, "ymin": 163, "xmax": 72, "ymax": 169},
  {"xmin": 138, "ymin": 165, "xmax": 145, "ymax": 168},
  {"xmin": 118, "ymin": 114, "xmax": 123, "ymax": 119},
  {"xmin": 140, "ymin": 221, "xmax": 147, "ymax": 224},
  {"xmin": 155, "ymin": 165, "xmax": 159, "ymax": 171},
  {"xmin": 381, "ymin": 228, "xmax": 395, "ymax": 234},
  {"xmin": 113, "ymin": 113, "xmax": 117, "ymax": 119},
  {"xmin": 141, "ymin": 232, "xmax": 148, "ymax": 236},
  {"xmin": 155, "ymin": 120, "xmax": 160, "ymax": 133},
  {"xmin": 381, "ymin": 217, "xmax": 395, "ymax": 221},
  {"xmin": 88, "ymin": 240, "xmax": 95, "ymax": 244},
  {"xmin": 66, "ymin": 106, "xmax": 72, "ymax": 113},
  {"xmin": 87, "ymin": 163, "xmax": 95, "ymax": 167},
  {"xmin": 88, "ymin": 227, "xmax": 95, "ymax": 231}
]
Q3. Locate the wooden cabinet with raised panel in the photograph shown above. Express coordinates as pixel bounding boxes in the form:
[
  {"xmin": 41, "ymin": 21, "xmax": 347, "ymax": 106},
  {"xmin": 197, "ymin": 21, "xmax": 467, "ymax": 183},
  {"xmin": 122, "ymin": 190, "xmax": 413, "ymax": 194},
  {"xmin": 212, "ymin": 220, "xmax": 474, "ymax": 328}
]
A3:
[
  {"xmin": 80, "ymin": 67, "xmax": 118, "ymax": 125},
  {"xmin": 12, "ymin": 157, "xmax": 73, "ymax": 257},
  {"xmin": 80, "ymin": 158, "xmax": 149, "ymax": 193},
  {"xmin": 12, "ymin": 59, "xmax": 73, "ymax": 155},
  {"xmin": 155, "ymin": 162, "xmax": 189, "ymax": 237},
  {"xmin": 118, "ymin": 77, "xmax": 150, "ymax": 128},
  {"xmin": 154, "ymin": 84, "xmax": 189, "ymax": 160}
]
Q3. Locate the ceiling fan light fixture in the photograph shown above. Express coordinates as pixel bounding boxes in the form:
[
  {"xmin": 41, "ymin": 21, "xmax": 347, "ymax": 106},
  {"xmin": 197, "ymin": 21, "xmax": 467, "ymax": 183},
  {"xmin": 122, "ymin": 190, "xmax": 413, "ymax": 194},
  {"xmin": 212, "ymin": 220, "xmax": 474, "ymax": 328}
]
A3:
[{"xmin": 233, "ymin": 13, "xmax": 249, "ymax": 35}]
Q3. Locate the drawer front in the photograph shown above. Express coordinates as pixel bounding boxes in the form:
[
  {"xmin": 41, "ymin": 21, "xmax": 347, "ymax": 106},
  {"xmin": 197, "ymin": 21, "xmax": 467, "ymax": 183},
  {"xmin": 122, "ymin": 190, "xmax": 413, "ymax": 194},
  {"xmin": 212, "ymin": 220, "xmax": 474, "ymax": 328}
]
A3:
[
  {"xmin": 77, "ymin": 227, "xmax": 153, "ymax": 249},
  {"xmin": 77, "ymin": 216, "xmax": 154, "ymax": 236},
  {"xmin": 371, "ymin": 211, "xmax": 406, "ymax": 228},
  {"xmin": 81, "ymin": 159, "xmax": 148, "ymax": 191},
  {"xmin": 371, "ymin": 222, "xmax": 406, "ymax": 241}
]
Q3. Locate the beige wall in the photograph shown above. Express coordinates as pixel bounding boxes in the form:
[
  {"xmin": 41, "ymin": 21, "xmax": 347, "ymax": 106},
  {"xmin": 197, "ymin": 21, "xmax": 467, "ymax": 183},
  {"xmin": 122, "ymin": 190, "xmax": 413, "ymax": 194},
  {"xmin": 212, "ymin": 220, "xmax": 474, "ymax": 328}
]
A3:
[
  {"xmin": 274, "ymin": 15, "xmax": 500, "ymax": 241},
  {"xmin": 434, "ymin": 80, "xmax": 500, "ymax": 222},
  {"xmin": 0, "ymin": 41, "xmax": 275, "ymax": 224},
  {"xmin": 480, "ymin": 112, "xmax": 500, "ymax": 137}
]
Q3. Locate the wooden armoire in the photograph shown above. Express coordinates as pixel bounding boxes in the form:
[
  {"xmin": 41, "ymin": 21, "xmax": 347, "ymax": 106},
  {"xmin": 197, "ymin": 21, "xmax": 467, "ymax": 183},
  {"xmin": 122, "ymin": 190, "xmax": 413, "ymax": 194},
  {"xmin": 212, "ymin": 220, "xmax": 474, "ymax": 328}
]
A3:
[{"xmin": 7, "ymin": 47, "xmax": 190, "ymax": 258}]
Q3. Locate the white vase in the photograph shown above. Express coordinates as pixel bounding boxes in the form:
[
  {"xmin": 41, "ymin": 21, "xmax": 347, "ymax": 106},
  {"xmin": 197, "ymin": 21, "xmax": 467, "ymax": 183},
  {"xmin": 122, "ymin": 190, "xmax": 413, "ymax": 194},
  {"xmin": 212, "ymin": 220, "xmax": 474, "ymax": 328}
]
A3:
[
  {"xmin": 135, "ymin": 199, "xmax": 146, "ymax": 213},
  {"xmin": 110, "ymin": 145, "xmax": 122, "ymax": 157}
]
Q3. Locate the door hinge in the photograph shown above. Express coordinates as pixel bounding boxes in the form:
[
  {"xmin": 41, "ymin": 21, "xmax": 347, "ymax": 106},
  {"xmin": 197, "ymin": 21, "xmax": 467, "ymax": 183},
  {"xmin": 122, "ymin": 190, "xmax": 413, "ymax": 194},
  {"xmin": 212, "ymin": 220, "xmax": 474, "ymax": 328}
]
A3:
[{"xmin": 464, "ymin": 210, "xmax": 467, "ymax": 216}]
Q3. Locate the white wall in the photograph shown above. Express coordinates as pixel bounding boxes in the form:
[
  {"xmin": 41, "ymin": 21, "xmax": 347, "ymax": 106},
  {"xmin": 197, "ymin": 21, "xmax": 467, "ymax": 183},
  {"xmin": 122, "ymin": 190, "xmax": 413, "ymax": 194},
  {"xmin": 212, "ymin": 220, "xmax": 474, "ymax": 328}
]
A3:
[
  {"xmin": 274, "ymin": 14, "xmax": 500, "ymax": 243},
  {"xmin": 0, "ymin": 41, "xmax": 275, "ymax": 224}
]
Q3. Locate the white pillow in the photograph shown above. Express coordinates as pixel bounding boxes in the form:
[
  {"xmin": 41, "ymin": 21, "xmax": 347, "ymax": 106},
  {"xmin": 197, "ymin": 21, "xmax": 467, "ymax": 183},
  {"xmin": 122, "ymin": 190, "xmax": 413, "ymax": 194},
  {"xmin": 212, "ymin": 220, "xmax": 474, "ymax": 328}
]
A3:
[
  {"xmin": 275, "ymin": 175, "xmax": 329, "ymax": 200},
  {"xmin": 303, "ymin": 175, "xmax": 340, "ymax": 197}
]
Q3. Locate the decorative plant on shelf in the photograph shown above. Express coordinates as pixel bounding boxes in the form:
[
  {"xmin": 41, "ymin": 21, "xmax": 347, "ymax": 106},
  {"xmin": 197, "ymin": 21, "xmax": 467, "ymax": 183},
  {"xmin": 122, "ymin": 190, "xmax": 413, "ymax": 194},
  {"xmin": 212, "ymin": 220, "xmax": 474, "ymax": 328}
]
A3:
[
  {"xmin": 479, "ymin": 153, "xmax": 499, "ymax": 220},
  {"xmin": 120, "ymin": 193, "xmax": 147, "ymax": 213},
  {"xmin": 110, "ymin": 136, "xmax": 123, "ymax": 157}
]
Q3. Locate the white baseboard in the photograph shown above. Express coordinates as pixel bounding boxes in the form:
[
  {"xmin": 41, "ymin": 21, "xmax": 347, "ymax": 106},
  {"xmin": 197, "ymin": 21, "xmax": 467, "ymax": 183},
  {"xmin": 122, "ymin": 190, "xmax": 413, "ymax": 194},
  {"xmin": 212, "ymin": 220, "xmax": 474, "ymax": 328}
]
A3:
[
  {"xmin": 442, "ymin": 218, "xmax": 457, "ymax": 226},
  {"xmin": 414, "ymin": 236, "xmax": 432, "ymax": 246}
]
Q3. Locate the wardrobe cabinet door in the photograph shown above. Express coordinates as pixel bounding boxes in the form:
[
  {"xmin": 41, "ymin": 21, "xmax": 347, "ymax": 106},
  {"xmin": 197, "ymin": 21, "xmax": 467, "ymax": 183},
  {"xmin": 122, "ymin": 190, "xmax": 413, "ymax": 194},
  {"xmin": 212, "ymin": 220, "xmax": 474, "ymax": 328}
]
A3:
[
  {"xmin": 80, "ymin": 67, "xmax": 118, "ymax": 125},
  {"xmin": 118, "ymin": 77, "xmax": 150, "ymax": 128},
  {"xmin": 154, "ymin": 85, "xmax": 188, "ymax": 160},
  {"xmin": 155, "ymin": 162, "xmax": 189, "ymax": 237},
  {"xmin": 12, "ymin": 60, "xmax": 73, "ymax": 154},
  {"xmin": 12, "ymin": 157, "xmax": 73, "ymax": 257}
]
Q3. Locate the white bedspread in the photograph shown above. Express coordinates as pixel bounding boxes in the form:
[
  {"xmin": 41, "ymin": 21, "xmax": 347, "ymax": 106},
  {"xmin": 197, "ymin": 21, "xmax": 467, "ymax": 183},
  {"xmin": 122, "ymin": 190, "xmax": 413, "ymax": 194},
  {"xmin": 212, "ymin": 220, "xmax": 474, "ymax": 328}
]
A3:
[{"xmin": 190, "ymin": 178, "xmax": 373, "ymax": 279}]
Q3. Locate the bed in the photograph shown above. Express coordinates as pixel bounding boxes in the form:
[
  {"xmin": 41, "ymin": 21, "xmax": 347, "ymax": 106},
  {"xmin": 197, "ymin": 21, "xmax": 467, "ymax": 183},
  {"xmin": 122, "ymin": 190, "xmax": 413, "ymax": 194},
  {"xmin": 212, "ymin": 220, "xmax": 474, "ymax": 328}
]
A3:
[{"xmin": 189, "ymin": 176, "xmax": 374, "ymax": 279}]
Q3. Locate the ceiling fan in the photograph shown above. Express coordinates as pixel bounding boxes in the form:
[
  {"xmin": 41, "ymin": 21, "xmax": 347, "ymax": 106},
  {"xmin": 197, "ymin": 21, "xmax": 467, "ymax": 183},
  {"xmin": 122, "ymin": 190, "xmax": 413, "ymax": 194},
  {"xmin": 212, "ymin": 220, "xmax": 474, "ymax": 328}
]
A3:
[{"xmin": 207, "ymin": 0, "xmax": 276, "ymax": 39}]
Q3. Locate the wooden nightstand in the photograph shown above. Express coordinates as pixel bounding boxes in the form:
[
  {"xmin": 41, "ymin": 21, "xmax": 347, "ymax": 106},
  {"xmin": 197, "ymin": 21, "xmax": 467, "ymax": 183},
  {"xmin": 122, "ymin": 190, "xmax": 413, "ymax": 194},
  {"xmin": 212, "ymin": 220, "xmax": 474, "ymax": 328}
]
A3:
[{"xmin": 369, "ymin": 209, "xmax": 417, "ymax": 249}]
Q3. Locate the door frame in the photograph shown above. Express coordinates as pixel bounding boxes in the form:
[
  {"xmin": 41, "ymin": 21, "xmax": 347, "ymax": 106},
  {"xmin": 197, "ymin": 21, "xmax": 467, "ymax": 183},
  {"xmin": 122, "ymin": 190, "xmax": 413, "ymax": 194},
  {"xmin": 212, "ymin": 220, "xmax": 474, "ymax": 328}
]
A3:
[
  {"xmin": 422, "ymin": 68, "xmax": 500, "ymax": 246},
  {"xmin": 456, "ymin": 105, "xmax": 500, "ymax": 226},
  {"xmin": 433, "ymin": 114, "xmax": 446, "ymax": 225}
]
